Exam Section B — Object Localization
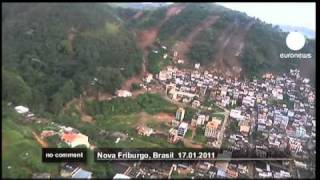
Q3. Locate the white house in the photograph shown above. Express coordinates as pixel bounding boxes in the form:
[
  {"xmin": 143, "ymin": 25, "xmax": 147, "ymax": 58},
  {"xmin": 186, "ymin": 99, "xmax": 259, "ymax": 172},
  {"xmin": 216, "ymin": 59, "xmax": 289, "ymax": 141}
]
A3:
[
  {"xmin": 242, "ymin": 96, "xmax": 255, "ymax": 107},
  {"xmin": 14, "ymin": 106, "xmax": 29, "ymax": 114},
  {"xmin": 116, "ymin": 90, "xmax": 132, "ymax": 97},
  {"xmin": 230, "ymin": 109, "xmax": 244, "ymax": 120},
  {"xmin": 194, "ymin": 63, "xmax": 200, "ymax": 69},
  {"xmin": 178, "ymin": 122, "xmax": 188, "ymax": 137},
  {"xmin": 144, "ymin": 74, "xmax": 153, "ymax": 83},
  {"xmin": 197, "ymin": 115, "xmax": 206, "ymax": 126}
]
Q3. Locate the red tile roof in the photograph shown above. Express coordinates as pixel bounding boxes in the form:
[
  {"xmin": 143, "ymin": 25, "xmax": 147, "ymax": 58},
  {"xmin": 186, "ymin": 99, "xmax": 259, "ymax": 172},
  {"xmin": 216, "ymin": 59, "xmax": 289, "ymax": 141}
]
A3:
[{"xmin": 61, "ymin": 133, "xmax": 78, "ymax": 142}]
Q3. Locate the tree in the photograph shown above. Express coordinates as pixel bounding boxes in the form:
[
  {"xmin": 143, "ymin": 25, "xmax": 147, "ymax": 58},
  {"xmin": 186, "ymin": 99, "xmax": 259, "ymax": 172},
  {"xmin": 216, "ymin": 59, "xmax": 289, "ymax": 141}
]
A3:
[
  {"xmin": 131, "ymin": 83, "xmax": 141, "ymax": 91},
  {"xmin": 50, "ymin": 93, "xmax": 64, "ymax": 114},
  {"xmin": 2, "ymin": 70, "xmax": 32, "ymax": 105},
  {"xmin": 96, "ymin": 67, "xmax": 124, "ymax": 93},
  {"xmin": 229, "ymin": 120, "xmax": 239, "ymax": 133},
  {"xmin": 60, "ymin": 80, "xmax": 75, "ymax": 101}
]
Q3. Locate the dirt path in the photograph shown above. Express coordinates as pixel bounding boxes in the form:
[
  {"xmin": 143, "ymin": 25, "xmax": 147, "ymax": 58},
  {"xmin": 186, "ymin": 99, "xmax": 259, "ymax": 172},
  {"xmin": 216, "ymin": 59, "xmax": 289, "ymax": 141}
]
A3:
[
  {"xmin": 175, "ymin": 15, "xmax": 219, "ymax": 62},
  {"xmin": 32, "ymin": 131, "xmax": 48, "ymax": 148}
]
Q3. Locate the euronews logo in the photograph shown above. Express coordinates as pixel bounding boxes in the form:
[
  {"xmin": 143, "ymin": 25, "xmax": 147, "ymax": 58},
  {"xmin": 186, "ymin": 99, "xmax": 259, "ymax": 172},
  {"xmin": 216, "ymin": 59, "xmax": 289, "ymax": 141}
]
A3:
[{"xmin": 280, "ymin": 31, "xmax": 312, "ymax": 59}]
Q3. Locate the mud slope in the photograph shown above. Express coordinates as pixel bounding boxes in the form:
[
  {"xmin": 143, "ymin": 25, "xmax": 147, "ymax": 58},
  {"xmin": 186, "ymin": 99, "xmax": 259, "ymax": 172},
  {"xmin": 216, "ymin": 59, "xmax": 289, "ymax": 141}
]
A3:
[
  {"xmin": 174, "ymin": 15, "xmax": 220, "ymax": 62},
  {"xmin": 211, "ymin": 19, "xmax": 254, "ymax": 77},
  {"xmin": 137, "ymin": 4, "xmax": 186, "ymax": 50},
  {"xmin": 123, "ymin": 4, "xmax": 186, "ymax": 90}
]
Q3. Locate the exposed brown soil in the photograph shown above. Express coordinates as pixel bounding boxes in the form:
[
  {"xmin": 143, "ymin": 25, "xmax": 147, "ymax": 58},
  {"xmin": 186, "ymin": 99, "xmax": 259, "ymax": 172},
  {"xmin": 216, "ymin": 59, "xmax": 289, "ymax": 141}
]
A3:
[
  {"xmin": 32, "ymin": 131, "xmax": 49, "ymax": 148},
  {"xmin": 132, "ymin": 11, "xmax": 144, "ymax": 20},
  {"xmin": 121, "ymin": 76, "xmax": 142, "ymax": 91},
  {"xmin": 137, "ymin": 111, "xmax": 174, "ymax": 126},
  {"xmin": 75, "ymin": 100, "xmax": 95, "ymax": 124},
  {"xmin": 137, "ymin": 4, "xmax": 186, "ymax": 50},
  {"xmin": 138, "ymin": 28, "xmax": 160, "ymax": 50},
  {"xmin": 175, "ymin": 15, "xmax": 219, "ymax": 62},
  {"xmin": 211, "ymin": 20, "xmax": 254, "ymax": 78},
  {"xmin": 67, "ymin": 26, "xmax": 77, "ymax": 56},
  {"xmin": 127, "ymin": 4, "xmax": 187, "ymax": 90},
  {"xmin": 153, "ymin": 112, "xmax": 175, "ymax": 122},
  {"xmin": 182, "ymin": 138, "xmax": 203, "ymax": 148},
  {"xmin": 63, "ymin": 98, "xmax": 95, "ymax": 123}
]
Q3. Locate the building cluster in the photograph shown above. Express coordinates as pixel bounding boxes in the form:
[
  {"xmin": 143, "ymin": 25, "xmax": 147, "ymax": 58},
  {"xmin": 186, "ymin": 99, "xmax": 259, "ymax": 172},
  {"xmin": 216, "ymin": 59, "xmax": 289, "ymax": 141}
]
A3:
[
  {"xmin": 154, "ymin": 60, "xmax": 315, "ymax": 178},
  {"xmin": 222, "ymin": 69, "xmax": 315, "ymax": 166},
  {"xmin": 14, "ymin": 105, "xmax": 36, "ymax": 122},
  {"xmin": 112, "ymin": 156, "xmax": 253, "ymax": 179},
  {"xmin": 168, "ymin": 107, "xmax": 188, "ymax": 144}
]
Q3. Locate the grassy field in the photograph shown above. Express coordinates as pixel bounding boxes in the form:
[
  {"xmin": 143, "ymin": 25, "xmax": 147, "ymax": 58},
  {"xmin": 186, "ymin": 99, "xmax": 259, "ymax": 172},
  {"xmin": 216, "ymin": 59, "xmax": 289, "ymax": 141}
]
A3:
[
  {"xmin": 2, "ymin": 114, "xmax": 58, "ymax": 178},
  {"xmin": 58, "ymin": 94, "xmax": 182, "ymax": 148},
  {"xmin": 95, "ymin": 114, "xmax": 177, "ymax": 148},
  {"xmin": 193, "ymin": 127, "xmax": 207, "ymax": 144}
]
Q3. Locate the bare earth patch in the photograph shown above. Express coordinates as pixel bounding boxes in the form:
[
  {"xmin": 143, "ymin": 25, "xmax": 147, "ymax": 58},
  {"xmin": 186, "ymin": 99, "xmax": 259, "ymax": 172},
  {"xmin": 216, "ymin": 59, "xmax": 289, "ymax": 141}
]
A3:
[
  {"xmin": 136, "ymin": 112, "xmax": 174, "ymax": 126},
  {"xmin": 174, "ymin": 15, "xmax": 219, "ymax": 62},
  {"xmin": 32, "ymin": 131, "xmax": 49, "ymax": 148},
  {"xmin": 132, "ymin": 11, "xmax": 144, "ymax": 20},
  {"xmin": 211, "ymin": 20, "xmax": 255, "ymax": 77}
]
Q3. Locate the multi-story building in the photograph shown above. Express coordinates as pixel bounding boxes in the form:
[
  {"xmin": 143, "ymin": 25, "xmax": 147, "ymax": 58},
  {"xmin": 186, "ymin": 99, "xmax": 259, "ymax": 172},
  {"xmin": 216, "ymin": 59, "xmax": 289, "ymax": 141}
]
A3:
[
  {"xmin": 204, "ymin": 118, "xmax": 221, "ymax": 138},
  {"xmin": 178, "ymin": 122, "xmax": 188, "ymax": 137},
  {"xmin": 176, "ymin": 107, "xmax": 185, "ymax": 122},
  {"xmin": 168, "ymin": 128, "xmax": 180, "ymax": 144}
]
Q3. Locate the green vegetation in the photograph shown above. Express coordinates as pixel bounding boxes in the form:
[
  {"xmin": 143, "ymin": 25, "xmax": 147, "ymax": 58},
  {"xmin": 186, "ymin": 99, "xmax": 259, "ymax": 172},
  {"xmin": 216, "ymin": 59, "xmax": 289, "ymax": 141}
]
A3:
[
  {"xmin": 193, "ymin": 127, "xmax": 207, "ymax": 144},
  {"xmin": 282, "ymin": 93, "xmax": 294, "ymax": 109},
  {"xmin": 240, "ymin": 21, "xmax": 311, "ymax": 78},
  {"xmin": 137, "ymin": 93, "xmax": 177, "ymax": 114},
  {"xmin": 3, "ymin": 3, "xmax": 142, "ymax": 114},
  {"xmin": 188, "ymin": 18, "xmax": 228, "ymax": 64},
  {"xmin": 129, "ymin": 7, "xmax": 167, "ymax": 30},
  {"xmin": 55, "ymin": 93, "xmax": 178, "ymax": 148},
  {"xmin": 124, "ymin": 3, "xmax": 314, "ymax": 80},
  {"xmin": 159, "ymin": 3, "xmax": 225, "ymax": 42},
  {"xmin": 212, "ymin": 113, "xmax": 225, "ymax": 122},
  {"xmin": 229, "ymin": 119, "xmax": 239, "ymax": 133},
  {"xmin": 85, "ymin": 93, "xmax": 177, "ymax": 117},
  {"xmin": 2, "ymin": 70, "xmax": 32, "ymax": 106},
  {"xmin": 185, "ymin": 129, "xmax": 193, "ymax": 139},
  {"xmin": 251, "ymin": 131, "xmax": 265, "ymax": 141},
  {"xmin": 147, "ymin": 52, "xmax": 171, "ymax": 74},
  {"xmin": 2, "ymin": 104, "xmax": 58, "ymax": 178},
  {"xmin": 184, "ymin": 107, "xmax": 197, "ymax": 121},
  {"xmin": 171, "ymin": 171, "xmax": 193, "ymax": 179},
  {"xmin": 131, "ymin": 83, "xmax": 142, "ymax": 91}
]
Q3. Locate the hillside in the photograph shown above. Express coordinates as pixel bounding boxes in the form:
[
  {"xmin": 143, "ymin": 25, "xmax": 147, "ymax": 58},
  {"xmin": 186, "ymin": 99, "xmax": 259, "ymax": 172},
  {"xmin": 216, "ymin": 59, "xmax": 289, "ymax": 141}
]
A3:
[
  {"xmin": 117, "ymin": 3, "xmax": 315, "ymax": 80},
  {"xmin": 2, "ymin": 3, "xmax": 315, "ymax": 114},
  {"xmin": 2, "ymin": 3, "xmax": 143, "ymax": 113}
]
